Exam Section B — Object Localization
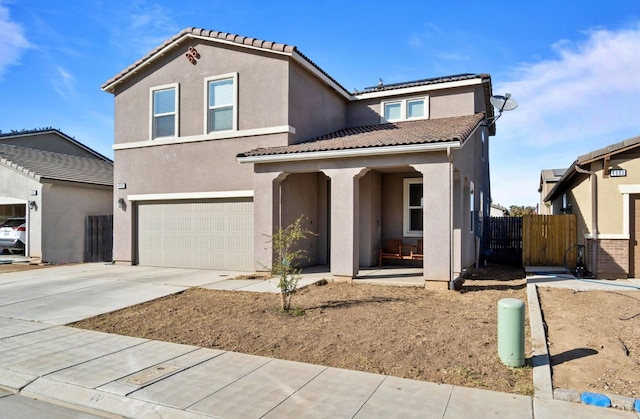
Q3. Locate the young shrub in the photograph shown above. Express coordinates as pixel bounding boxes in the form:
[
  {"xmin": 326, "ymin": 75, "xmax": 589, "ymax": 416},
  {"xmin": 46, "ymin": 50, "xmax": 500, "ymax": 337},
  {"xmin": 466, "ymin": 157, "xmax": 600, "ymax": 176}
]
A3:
[{"xmin": 267, "ymin": 215, "xmax": 315, "ymax": 311}]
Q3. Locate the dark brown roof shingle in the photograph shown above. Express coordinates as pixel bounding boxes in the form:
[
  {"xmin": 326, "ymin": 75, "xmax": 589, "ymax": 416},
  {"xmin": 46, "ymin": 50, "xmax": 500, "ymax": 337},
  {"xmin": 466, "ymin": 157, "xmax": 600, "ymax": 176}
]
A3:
[{"xmin": 239, "ymin": 113, "xmax": 484, "ymax": 158}]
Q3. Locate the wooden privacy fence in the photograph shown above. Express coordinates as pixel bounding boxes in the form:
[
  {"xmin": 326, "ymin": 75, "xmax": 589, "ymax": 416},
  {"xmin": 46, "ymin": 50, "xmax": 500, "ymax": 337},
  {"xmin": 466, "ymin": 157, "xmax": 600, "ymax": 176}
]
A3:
[
  {"xmin": 522, "ymin": 214, "xmax": 576, "ymax": 267},
  {"xmin": 84, "ymin": 215, "xmax": 113, "ymax": 262},
  {"xmin": 481, "ymin": 216, "xmax": 523, "ymax": 266}
]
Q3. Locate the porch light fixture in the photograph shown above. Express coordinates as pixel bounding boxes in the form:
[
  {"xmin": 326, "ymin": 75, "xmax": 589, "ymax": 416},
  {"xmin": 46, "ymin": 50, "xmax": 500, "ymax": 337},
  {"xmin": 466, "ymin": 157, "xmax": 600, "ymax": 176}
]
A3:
[
  {"xmin": 117, "ymin": 198, "xmax": 126, "ymax": 210},
  {"xmin": 28, "ymin": 200, "xmax": 36, "ymax": 210}
]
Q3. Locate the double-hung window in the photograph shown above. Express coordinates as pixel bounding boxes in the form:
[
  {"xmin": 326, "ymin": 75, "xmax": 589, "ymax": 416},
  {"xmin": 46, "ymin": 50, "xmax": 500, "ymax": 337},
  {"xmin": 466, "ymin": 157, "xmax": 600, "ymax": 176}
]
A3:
[
  {"xmin": 151, "ymin": 83, "xmax": 178, "ymax": 139},
  {"xmin": 205, "ymin": 73, "xmax": 237, "ymax": 133},
  {"xmin": 403, "ymin": 178, "xmax": 423, "ymax": 237},
  {"xmin": 382, "ymin": 97, "xmax": 428, "ymax": 123}
]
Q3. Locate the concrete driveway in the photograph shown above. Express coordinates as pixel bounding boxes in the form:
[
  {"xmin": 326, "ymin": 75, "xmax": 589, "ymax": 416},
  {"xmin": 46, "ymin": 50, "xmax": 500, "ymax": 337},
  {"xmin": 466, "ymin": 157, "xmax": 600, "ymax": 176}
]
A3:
[{"xmin": 0, "ymin": 263, "xmax": 247, "ymax": 325}]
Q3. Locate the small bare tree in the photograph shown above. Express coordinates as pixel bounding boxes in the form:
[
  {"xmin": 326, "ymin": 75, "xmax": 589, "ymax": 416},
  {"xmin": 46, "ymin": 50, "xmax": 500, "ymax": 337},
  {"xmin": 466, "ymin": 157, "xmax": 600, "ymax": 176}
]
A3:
[{"xmin": 266, "ymin": 215, "xmax": 315, "ymax": 311}]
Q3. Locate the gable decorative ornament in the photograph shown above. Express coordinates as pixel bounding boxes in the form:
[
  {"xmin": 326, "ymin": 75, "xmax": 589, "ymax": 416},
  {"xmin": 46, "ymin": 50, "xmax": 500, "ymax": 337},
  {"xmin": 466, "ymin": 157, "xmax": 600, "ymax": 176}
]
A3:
[{"xmin": 185, "ymin": 46, "xmax": 200, "ymax": 64}]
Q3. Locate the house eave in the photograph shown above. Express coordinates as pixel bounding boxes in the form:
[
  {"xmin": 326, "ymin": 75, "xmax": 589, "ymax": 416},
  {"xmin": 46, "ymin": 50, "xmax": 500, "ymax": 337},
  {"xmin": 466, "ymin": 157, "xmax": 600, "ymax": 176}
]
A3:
[
  {"xmin": 237, "ymin": 141, "xmax": 461, "ymax": 164},
  {"xmin": 102, "ymin": 32, "xmax": 353, "ymax": 99},
  {"xmin": 354, "ymin": 78, "xmax": 484, "ymax": 100},
  {"xmin": 544, "ymin": 162, "xmax": 578, "ymax": 202}
]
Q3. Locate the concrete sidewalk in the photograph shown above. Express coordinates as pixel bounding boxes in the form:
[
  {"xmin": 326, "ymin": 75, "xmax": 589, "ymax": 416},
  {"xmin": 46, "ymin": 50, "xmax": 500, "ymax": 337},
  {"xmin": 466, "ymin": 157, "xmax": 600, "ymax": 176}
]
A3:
[
  {"xmin": 1, "ymin": 318, "xmax": 637, "ymax": 418},
  {"xmin": 0, "ymin": 264, "xmax": 637, "ymax": 418},
  {"xmin": 0, "ymin": 318, "xmax": 531, "ymax": 418}
]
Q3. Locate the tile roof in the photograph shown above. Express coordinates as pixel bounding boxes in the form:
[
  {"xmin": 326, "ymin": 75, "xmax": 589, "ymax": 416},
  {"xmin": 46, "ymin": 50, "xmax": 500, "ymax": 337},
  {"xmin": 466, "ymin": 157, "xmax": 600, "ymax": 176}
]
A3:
[
  {"xmin": 0, "ymin": 144, "xmax": 113, "ymax": 186},
  {"xmin": 102, "ymin": 27, "xmax": 350, "ymax": 95},
  {"xmin": 544, "ymin": 133, "xmax": 640, "ymax": 202},
  {"xmin": 577, "ymin": 134, "xmax": 640, "ymax": 163},
  {"xmin": 540, "ymin": 168, "xmax": 567, "ymax": 182},
  {"xmin": 238, "ymin": 113, "xmax": 484, "ymax": 158}
]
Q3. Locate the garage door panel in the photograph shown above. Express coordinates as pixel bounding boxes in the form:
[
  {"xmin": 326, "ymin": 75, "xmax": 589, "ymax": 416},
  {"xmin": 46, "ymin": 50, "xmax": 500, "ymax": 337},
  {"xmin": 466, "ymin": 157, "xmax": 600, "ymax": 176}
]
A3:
[{"xmin": 137, "ymin": 199, "xmax": 253, "ymax": 271}]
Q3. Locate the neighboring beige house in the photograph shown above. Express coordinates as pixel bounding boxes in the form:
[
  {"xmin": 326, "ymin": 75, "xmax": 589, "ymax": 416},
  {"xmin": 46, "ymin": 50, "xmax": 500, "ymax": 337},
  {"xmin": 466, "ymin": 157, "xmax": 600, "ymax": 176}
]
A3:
[
  {"xmin": 538, "ymin": 168, "xmax": 566, "ymax": 214},
  {"xmin": 490, "ymin": 203, "xmax": 509, "ymax": 216},
  {"xmin": 544, "ymin": 135, "xmax": 640, "ymax": 278},
  {"xmin": 102, "ymin": 27, "xmax": 498, "ymax": 289},
  {"xmin": 0, "ymin": 129, "xmax": 113, "ymax": 263}
]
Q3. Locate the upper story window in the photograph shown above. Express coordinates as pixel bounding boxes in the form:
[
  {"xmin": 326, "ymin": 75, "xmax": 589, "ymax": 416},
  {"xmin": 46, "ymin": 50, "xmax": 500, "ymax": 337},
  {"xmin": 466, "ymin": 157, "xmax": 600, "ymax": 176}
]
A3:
[
  {"xmin": 205, "ymin": 73, "xmax": 237, "ymax": 133},
  {"xmin": 151, "ymin": 83, "xmax": 179, "ymax": 139},
  {"xmin": 403, "ymin": 178, "xmax": 423, "ymax": 237},
  {"xmin": 382, "ymin": 97, "xmax": 428, "ymax": 123}
]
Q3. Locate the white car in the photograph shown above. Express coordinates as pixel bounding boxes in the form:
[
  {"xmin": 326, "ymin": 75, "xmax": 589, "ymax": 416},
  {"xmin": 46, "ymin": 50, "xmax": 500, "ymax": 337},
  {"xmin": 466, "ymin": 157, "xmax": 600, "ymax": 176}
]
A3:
[{"xmin": 0, "ymin": 218, "xmax": 26, "ymax": 252}]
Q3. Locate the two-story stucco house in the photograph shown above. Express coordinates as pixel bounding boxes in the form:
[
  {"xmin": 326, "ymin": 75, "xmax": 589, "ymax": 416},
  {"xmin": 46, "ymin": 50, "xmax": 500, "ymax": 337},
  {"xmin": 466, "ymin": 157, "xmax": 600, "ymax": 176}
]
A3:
[{"xmin": 102, "ymin": 27, "xmax": 497, "ymax": 289}]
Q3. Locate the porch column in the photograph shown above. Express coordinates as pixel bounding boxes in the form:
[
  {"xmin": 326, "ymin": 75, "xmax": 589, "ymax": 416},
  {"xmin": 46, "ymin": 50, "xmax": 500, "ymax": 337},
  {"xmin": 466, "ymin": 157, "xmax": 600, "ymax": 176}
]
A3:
[
  {"xmin": 253, "ymin": 171, "xmax": 288, "ymax": 272},
  {"xmin": 411, "ymin": 162, "xmax": 452, "ymax": 289},
  {"xmin": 321, "ymin": 167, "xmax": 368, "ymax": 281}
]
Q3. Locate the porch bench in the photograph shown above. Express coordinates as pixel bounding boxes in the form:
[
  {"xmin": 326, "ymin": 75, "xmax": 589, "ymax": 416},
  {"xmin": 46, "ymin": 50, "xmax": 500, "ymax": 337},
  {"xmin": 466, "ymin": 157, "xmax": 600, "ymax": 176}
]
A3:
[
  {"xmin": 379, "ymin": 239, "xmax": 414, "ymax": 268},
  {"xmin": 410, "ymin": 239, "xmax": 423, "ymax": 261}
]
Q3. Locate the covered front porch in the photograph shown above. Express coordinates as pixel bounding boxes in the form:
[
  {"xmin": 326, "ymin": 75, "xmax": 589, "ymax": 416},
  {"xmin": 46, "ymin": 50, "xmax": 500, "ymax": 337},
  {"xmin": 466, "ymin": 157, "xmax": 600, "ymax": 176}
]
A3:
[
  {"xmin": 250, "ymin": 156, "xmax": 477, "ymax": 289},
  {"xmin": 238, "ymin": 114, "xmax": 487, "ymax": 289}
]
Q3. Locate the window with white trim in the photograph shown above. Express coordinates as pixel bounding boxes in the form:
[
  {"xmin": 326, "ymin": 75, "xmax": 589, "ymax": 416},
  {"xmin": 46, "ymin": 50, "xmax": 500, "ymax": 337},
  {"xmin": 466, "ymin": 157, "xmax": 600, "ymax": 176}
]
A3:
[
  {"xmin": 205, "ymin": 73, "xmax": 237, "ymax": 133},
  {"xmin": 403, "ymin": 178, "xmax": 423, "ymax": 236},
  {"xmin": 382, "ymin": 97, "xmax": 428, "ymax": 123},
  {"xmin": 151, "ymin": 83, "xmax": 179, "ymax": 139}
]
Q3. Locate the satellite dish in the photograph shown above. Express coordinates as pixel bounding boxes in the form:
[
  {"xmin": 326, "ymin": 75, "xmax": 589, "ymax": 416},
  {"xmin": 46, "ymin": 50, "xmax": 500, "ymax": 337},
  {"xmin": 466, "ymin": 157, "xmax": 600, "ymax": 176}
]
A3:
[{"xmin": 490, "ymin": 93, "xmax": 518, "ymax": 112}]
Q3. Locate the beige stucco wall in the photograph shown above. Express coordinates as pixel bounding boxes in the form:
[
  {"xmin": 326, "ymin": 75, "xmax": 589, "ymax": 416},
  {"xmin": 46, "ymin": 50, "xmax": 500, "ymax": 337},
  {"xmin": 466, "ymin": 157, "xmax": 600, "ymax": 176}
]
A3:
[
  {"xmin": 41, "ymin": 183, "xmax": 112, "ymax": 264},
  {"xmin": 280, "ymin": 172, "xmax": 322, "ymax": 266},
  {"xmin": 359, "ymin": 171, "xmax": 382, "ymax": 266},
  {"xmin": 112, "ymin": 134, "xmax": 286, "ymax": 263},
  {"xmin": 347, "ymin": 86, "xmax": 480, "ymax": 128},
  {"xmin": 430, "ymin": 88, "xmax": 476, "ymax": 119},
  {"xmin": 288, "ymin": 61, "xmax": 348, "ymax": 141},
  {"xmin": 597, "ymin": 157, "xmax": 640, "ymax": 234},
  {"xmin": 113, "ymin": 39, "xmax": 290, "ymax": 144}
]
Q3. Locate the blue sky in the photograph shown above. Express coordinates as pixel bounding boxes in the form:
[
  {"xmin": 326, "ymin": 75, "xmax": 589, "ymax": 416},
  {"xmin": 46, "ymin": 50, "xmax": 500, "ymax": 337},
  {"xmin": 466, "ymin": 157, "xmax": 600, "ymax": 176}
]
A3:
[{"xmin": 2, "ymin": 0, "xmax": 640, "ymax": 207}]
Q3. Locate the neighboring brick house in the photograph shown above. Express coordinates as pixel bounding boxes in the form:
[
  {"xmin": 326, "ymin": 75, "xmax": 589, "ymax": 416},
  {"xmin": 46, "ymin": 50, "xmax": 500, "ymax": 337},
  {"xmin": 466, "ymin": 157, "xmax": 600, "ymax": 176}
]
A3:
[
  {"xmin": 544, "ymin": 135, "xmax": 640, "ymax": 278},
  {"xmin": 102, "ymin": 27, "xmax": 498, "ymax": 289}
]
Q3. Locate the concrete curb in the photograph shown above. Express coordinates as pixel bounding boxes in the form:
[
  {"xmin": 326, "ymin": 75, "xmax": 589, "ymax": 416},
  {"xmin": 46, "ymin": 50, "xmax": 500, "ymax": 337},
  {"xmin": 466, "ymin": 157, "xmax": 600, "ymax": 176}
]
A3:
[{"xmin": 527, "ymin": 282, "xmax": 640, "ymax": 414}]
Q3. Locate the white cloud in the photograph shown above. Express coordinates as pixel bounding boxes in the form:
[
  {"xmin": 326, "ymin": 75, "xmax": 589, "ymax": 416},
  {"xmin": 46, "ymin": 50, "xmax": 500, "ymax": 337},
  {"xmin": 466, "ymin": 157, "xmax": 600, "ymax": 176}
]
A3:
[
  {"xmin": 496, "ymin": 25, "xmax": 640, "ymax": 149},
  {"xmin": 110, "ymin": 1, "xmax": 179, "ymax": 57},
  {"xmin": 0, "ymin": 4, "xmax": 30, "ymax": 80},
  {"xmin": 52, "ymin": 66, "xmax": 75, "ymax": 99},
  {"xmin": 490, "ymin": 24, "xmax": 640, "ymax": 207}
]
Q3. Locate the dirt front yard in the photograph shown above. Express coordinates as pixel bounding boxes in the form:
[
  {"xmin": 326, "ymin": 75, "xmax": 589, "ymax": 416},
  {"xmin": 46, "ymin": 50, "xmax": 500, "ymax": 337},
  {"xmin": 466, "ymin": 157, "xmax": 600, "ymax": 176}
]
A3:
[
  {"xmin": 538, "ymin": 287, "xmax": 640, "ymax": 399},
  {"xmin": 72, "ymin": 265, "xmax": 534, "ymax": 395}
]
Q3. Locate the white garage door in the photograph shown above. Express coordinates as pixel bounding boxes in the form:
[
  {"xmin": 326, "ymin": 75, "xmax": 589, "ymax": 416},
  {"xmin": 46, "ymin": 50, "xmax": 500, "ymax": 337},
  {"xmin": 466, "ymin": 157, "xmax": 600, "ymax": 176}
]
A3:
[{"xmin": 137, "ymin": 199, "xmax": 253, "ymax": 271}]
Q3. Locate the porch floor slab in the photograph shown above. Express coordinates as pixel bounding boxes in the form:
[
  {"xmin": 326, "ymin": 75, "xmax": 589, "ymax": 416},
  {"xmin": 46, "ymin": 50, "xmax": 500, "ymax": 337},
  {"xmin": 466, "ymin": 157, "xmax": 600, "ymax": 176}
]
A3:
[{"xmin": 355, "ymin": 267, "xmax": 424, "ymax": 287}]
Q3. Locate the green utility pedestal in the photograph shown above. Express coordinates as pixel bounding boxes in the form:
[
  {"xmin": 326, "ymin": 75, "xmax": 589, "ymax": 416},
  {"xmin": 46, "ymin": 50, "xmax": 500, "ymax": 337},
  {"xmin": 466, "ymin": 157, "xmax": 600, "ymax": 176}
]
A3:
[{"xmin": 497, "ymin": 298, "xmax": 525, "ymax": 367}]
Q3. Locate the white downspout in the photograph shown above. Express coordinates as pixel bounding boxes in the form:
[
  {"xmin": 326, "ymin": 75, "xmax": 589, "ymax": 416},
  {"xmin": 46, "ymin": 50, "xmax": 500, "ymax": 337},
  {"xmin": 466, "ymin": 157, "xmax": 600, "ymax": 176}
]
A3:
[{"xmin": 575, "ymin": 165, "xmax": 597, "ymax": 276}]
